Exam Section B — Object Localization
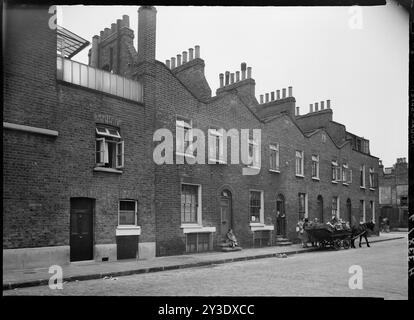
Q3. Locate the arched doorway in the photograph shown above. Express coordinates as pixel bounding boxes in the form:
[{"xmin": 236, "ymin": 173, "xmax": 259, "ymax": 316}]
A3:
[
  {"xmin": 347, "ymin": 199, "xmax": 352, "ymax": 225},
  {"xmin": 276, "ymin": 194, "xmax": 286, "ymax": 237},
  {"xmin": 317, "ymin": 195, "xmax": 324, "ymax": 223},
  {"xmin": 219, "ymin": 190, "xmax": 233, "ymax": 239}
]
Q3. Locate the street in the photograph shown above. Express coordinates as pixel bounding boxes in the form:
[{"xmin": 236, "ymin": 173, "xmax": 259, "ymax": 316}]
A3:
[{"xmin": 4, "ymin": 237, "xmax": 407, "ymax": 299}]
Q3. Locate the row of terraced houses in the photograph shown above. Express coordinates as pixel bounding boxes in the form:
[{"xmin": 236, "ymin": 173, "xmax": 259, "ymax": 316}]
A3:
[{"xmin": 3, "ymin": 5, "xmax": 380, "ymax": 270}]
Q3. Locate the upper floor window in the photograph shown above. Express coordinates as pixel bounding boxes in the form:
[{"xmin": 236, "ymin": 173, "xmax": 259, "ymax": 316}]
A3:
[
  {"xmin": 208, "ymin": 128, "xmax": 225, "ymax": 164},
  {"xmin": 360, "ymin": 165, "xmax": 366, "ymax": 188},
  {"xmin": 369, "ymin": 168, "xmax": 376, "ymax": 189},
  {"xmin": 342, "ymin": 163, "xmax": 349, "ymax": 184},
  {"xmin": 312, "ymin": 155, "xmax": 319, "ymax": 179},
  {"xmin": 331, "ymin": 161, "xmax": 341, "ymax": 182},
  {"xmin": 250, "ymin": 191, "xmax": 263, "ymax": 223},
  {"xmin": 95, "ymin": 125, "xmax": 124, "ymax": 169},
  {"xmin": 295, "ymin": 151, "xmax": 304, "ymax": 176},
  {"xmin": 176, "ymin": 117, "xmax": 193, "ymax": 156},
  {"xmin": 181, "ymin": 184, "xmax": 200, "ymax": 224},
  {"xmin": 118, "ymin": 200, "xmax": 137, "ymax": 226},
  {"xmin": 269, "ymin": 144, "xmax": 280, "ymax": 171}
]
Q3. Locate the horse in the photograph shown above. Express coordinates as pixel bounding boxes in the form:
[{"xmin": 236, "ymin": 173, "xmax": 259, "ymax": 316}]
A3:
[{"xmin": 350, "ymin": 221, "xmax": 375, "ymax": 248}]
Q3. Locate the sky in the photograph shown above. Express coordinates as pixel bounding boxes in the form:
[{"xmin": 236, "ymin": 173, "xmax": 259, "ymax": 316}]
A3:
[{"xmin": 58, "ymin": 1, "xmax": 409, "ymax": 168}]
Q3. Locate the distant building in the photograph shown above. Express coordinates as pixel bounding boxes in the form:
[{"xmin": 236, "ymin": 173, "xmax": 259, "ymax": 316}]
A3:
[
  {"xmin": 378, "ymin": 158, "xmax": 408, "ymax": 229},
  {"xmin": 3, "ymin": 5, "xmax": 380, "ymax": 270}
]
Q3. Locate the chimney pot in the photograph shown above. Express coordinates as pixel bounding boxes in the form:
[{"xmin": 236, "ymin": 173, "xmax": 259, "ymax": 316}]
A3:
[
  {"xmin": 315, "ymin": 102, "xmax": 319, "ymax": 111},
  {"xmin": 310, "ymin": 104, "xmax": 313, "ymax": 113},
  {"xmin": 276, "ymin": 90, "xmax": 280, "ymax": 100},
  {"xmin": 230, "ymin": 73, "xmax": 235, "ymax": 84},
  {"xmin": 111, "ymin": 23, "xmax": 117, "ymax": 33},
  {"xmin": 247, "ymin": 67, "xmax": 252, "ymax": 79},
  {"xmin": 177, "ymin": 54, "xmax": 182, "ymax": 67},
  {"xmin": 219, "ymin": 73, "xmax": 224, "ymax": 88},
  {"xmin": 321, "ymin": 101, "xmax": 325, "ymax": 110},
  {"xmin": 182, "ymin": 51, "xmax": 188, "ymax": 63},
  {"xmin": 225, "ymin": 71, "xmax": 230, "ymax": 85},
  {"xmin": 241, "ymin": 62, "xmax": 246, "ymax": 80},
  {"xmin": 165, "ymin": 59, "xmax": 170, "ymax": 69},
  {"xmin": 195, "ymin": 45, "xmax": 200, "ymax": 59},
  {"xmin": 265, "ymin": 93, "xmax": 269, "ymax": 103},
  {"xmin": 171, "ymin": 57, "xmax": 176, "ymax": 69},
  {"xmin": 296, "ymin": 107, "xmax": 300, "ymax": 116},
  {"xmin": 271, "ymin": 92, "xmax": 275, "ymax": 101},
  {"xmin": 122, "ymin": 15, "xmax": 130, "ymax": 28},
  {"xmin": 327, "ymin": 99, "xmax": 331, "ymax": 109},
  {"xmin": 104, "ymin": 28, "xmax": 110, "ymax": 38},
  {"xmin": 100, "ymin": 30, "xmax": 104, "ymax": 38},
  {"xmin": 282, "ymin": 88, "xmax": 286, "ymax": 98},
  {"xmin": 288, "ymin": 86, "xmax": 292, "ymax": 97},
  {"xmin": 189, "ymin": 48, "xmax": 194, "ymax": 61},
  {"xmin": 260, "ymin": 95, "xmax": 264, "ymax": 104},
  {"xmin": 236, "ymin": 71, "xmax": 240, "ymax": 82}
]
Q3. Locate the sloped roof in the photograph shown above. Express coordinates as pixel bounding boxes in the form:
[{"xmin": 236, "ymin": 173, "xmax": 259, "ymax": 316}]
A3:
[{"xmin": 57, "ymin": 25, "xmax": 90, "ymax": 59}]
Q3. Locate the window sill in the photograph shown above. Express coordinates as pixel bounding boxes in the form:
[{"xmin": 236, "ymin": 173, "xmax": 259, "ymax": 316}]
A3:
[
  {"xmin": 331, "ymin": 181, "xmax": 338, "ymax": 184},
  {"xmin": 269, "ymin": 169, "xmax": 280, "ymax": 173},
  {"xmin": 295, "ymin": 174, "xmax": 305, "ymax": 178},
  {"xmin": 343, "ymin": 183, "xmax": 349, "ymax": 186},
  {"xmin": 116, "ymin": 226, "xmax": 141, "ymax": 236},
  {"xmin": 249, "ymin": 223, "xmax": 274, "ymax": 232},
  {"xmin": 369, "ymin": 188, "xmax": 375, "ymax": 191},
  {"xmin": 312, "ymin": 177, "xmax": 320, "ymax": 181},
  {"xmin": 94, "ymin": 167, "xmax": 123, "ymax": 174},
  {"xmin": 180, "ymin": 224, "xmax": 216, "ymax": 234}
]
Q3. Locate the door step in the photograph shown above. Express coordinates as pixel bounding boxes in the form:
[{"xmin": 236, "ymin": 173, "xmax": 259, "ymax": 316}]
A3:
[
  {"xmin": 275, "ymin": 238, "xmax": 293, "ymax": 246},
  {"xmin": 221, "ymin": 246, "xmax": 243, "ymax": 252}
]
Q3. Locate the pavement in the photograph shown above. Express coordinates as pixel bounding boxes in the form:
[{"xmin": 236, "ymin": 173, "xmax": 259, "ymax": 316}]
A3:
[{"xmin": 2, "ymin": 232, "xmax": 405, "ymax": 291}]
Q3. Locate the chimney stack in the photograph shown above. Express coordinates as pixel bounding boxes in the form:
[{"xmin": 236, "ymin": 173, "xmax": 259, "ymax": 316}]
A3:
[
  {"xmin": 189, "ymin": 48, "xmax": 194, "ymax": 61},
  {"xmin": 122, "ymin": 15, "xmax": 130, "ymax": 28},
  {"xmin": 247, "ymin": 67, "xmax": 252, "ymax": 79},
  {"xmin": 241, "ymin": 63, "xmax": 246, "ymax": 80},
  {"xmin": 288, "ymin": 86, "xmax": 292, "ymax": 97},
  {"xmin": 236, "ymin": 71, "xmax": 240, "ymax": 82},
  {"xmin": 171, "ymin": 57, "xmax": 176, "ymax": 69},
  {"xmin": 225, "ymin": 71, "xmax": 230, "ymax": 86},
  {"xmin": 309, "ymin": 103, "xmax": 313, "ymax": 113},
  {"xmin": 276, "ymin": 90, "xmax": 280, "ymax": 100},
  {"xmin": 219, "ymin": 73, "xmax": 224, "ymax": 88},
  {"xmin": 271, "ymin": 92, "xmax": 275, "ymax": 101},
  {"xmin": 177, "ymin": 54, "xmax": 182, "ymax": 67},
  {"xmin": 182, "ymin": 51, "xmax": 187, "ymax": 63},
  {"xmin": 265, "ymin": 93, "xmax": 269, "ymax": 103},
  {"xmin": 230, "ymin": 73, "xmax": 235, "ymax": 84},
  {"xmin": 282, "ymin": 88, "xmax": 286, "ymax": 98},
  {"xmin": 315, "ymin": 102, "xmax": 319, "ymax": 111},
  {"xmin": 327, "ymin": 99, "xmax": 331, "ymax": 109},
  {"xmin": 137, "ymin": 6, "xmax": 157, "ymax": 63},
  {"xmin": 321, "ymin": 101, "xmax": 325, "ymax": 110},
  {"xmin": 195, "ymin": 45, "xmax": 200, "ymax": 59},
  {"xmin": 90, "ymin": 35, "xmax": 99, "ymax": 67}
]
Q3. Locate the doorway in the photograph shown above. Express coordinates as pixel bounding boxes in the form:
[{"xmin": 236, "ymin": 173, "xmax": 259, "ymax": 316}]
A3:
[
  {"xmin": 276, "ymin": 194, "xmax": 286, "ymax": 237},
  {"xmin": 219, "ymin": 190, "xmax": 232, "ymax": 239},
  {"xmin": 70, "ymin": 198, "xmax": 94, "ymax": 262},
  {"xmin": 317, "ymin": 195, "xmax": 324, "ymax": 223}
]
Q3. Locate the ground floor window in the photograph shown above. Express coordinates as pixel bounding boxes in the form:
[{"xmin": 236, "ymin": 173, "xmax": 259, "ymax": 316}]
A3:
[
  {"xmin": 118, "ymin": 200, "xmax": 137, "ymax": 226},
  {"xmin": 250, "ymin": 190, "xmax": 263, "ymax": 223},
  {"xmin": 332, "ymin": 196, "xmax": 339, "ymax": 218},
  {"xmin": 186, "ymin": 233, "xmax": 211, "ymax": 253},
  {"xmin": 298, "ymin": 193, "xmax": 307, "ymax": 219},
  {"xmin": 253, "ymin": 230, "xmax": 272, "ymax": 247},
  {"xmin": 181, "ymin": 184, "xmax": 199, "ymax": 224}
]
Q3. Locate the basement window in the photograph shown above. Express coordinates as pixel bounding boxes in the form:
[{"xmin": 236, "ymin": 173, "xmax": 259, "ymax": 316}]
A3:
[{"xmin": 95, "ymin": 125, "xmax": 124, "ymax": 170}]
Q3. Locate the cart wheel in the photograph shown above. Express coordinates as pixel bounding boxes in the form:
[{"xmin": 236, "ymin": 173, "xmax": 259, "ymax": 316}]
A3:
[
  {"xmin": 343, "ymin": 240, "xmax": 350, "ymax": 249},
  {"xmin": 333, "ymin": 240, "xmax": 341, "ymax": 250}
]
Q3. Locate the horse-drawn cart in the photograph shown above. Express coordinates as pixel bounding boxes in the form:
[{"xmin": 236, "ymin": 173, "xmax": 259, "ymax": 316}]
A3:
[{"xmin": 305, "ymin": 225, "xmax": 352, "ymax": 250}]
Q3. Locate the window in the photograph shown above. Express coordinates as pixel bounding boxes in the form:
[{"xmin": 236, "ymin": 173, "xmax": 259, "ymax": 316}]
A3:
[
  {"xmin": 181, "ymin": 184, "xmax": 199, "ymax": 224},
  {"xmin": 332, "ymin": 196, "xmax": 339, "ymax": 218},
  {"xmin": 176, "ymin": 117, "xmax": 193, "ymax": 156},
  {"xmin": 342, "ymin": 163, "xmax": 348, "ymax": 183},
  {"xmin": 312, "ymin": 155, "xmax": 319, "ymax": 179},
  {"xmin": 118, "ymin": 200, "xmax": 137, "ymax": 226},
  {"xmin": 269, "ymin": 144, "xmax": 280, "ymax": 171},
  {"xmin": 369, "ymin": 168, "xmax": 375, "ymax": 189},
  {"xmin": 208, "ymin": 128, "xmax": 225, "ymax": 163},
  {"xmin": 295, "ymin": 151, "xmax": 304, "ymax": 176},
  {"xmin": 95, "ymin": 126, "xmax": 124, "ymax": 169},
  {"xmin": 360, "ymin": 200, "xmax": 366, "ymax": 222},
  {"xmin": 298, "ymin": 193, "xmax": 307, "ymax": 219},
  {"xmin": 331, "ymin": 161, "xmax": 340, "ymax": 182},
  {"xmin": 186, "ymin": 233, "xmax": 211, "ymax": 253},
  {"xmin": 360, "ymin": 165, "xmax": 366, "ymax": 188},
  {"xmin": 250, "ymin": 191, "xmax": 263, "ymax": 223}
]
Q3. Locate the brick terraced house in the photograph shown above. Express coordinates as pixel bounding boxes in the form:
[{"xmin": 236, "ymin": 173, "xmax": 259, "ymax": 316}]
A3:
[{"xmin": 3, "ymin": 5, "xmax": 380, "ymax": 269}]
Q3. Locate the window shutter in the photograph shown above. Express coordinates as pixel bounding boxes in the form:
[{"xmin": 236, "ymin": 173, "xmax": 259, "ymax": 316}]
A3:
[
  {"xmin": 96, "ymin": 138, "xmax": 106, "ymax": 166},
  {"xmin": 116, "ymin": 141, "xmax": 124, "ymax": 168}
]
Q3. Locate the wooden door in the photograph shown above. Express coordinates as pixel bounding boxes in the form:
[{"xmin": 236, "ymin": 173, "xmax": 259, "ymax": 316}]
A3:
[{"xmin": 70, "ymin": 198, "xmax": 93, "ymax": 261}]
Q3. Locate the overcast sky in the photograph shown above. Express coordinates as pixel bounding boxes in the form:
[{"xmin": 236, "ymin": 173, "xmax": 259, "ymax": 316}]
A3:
[{"xmin": 58, "ymin": 1, "xmax": 408, "ymax": 168}]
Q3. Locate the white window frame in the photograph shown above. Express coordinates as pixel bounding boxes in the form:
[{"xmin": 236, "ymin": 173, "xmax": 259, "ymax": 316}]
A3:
[
  {"xmin": 180, "ymin": 183, "xmax": 202, "ymax": 226},
  {"xmin": 342, "ymin": 163, "xmax": 348, "ymax": 185},
  {"xmin": 369, "ymin": 168, "xmax": 375, "ymax": 190},
  {"xmin": 311, "ymin": 155, "xmax": 319, "ymax": 180},
  {"xmin": 295, "ymin": 150, "xmax": 304, "ymax": 177},
  {"xmin": 249, "ymin": 190, "xmax": 264, "ymax": 224},
  {"xmin": 95, "ymin": 126, "xmax": 121, "ymax": 139},
  {"xmin": 96, "ymin": 137, "xmax": 106, "ymax": 166},
  {"xmin": 118, "ymin": 200, "xmax": 137, "ymax": 227},
  {"xmin": 176, "ymin": 117, "xmax": 194, "ymax": 157},
  {"xmin": 269, "ymin": 144, "xmax": 280, "ymax": 172},
  {"xmin": 95, "ymin": 127, "xmax": 123, "ymax": 170},
  {"xmin": 360, "ymin": 165, "xmax": 366, "ymax": 189},
  {"xmin": 331, "ymin": 161, "xmax": 340, "ymax": 183},
  {"xmin": 208, "ymin": 128, "xmax": 226, "ymax": 164}
]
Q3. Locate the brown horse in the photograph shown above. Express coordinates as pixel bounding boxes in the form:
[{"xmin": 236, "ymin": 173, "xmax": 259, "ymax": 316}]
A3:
[{"xmin": 350, "ymin": 221, "xmax": 375, "ymax": 248}]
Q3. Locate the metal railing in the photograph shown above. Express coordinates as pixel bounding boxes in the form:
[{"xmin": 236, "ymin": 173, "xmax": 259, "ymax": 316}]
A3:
[{"xmin": 56, "ymin": 56, "xmax": 143, "ymax": 103}]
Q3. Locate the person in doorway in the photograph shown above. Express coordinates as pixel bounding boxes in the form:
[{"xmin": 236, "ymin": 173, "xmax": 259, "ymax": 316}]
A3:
[
  {"xmin": 226, "ymin": 228, "xmax": 238, "ymax": 248},
  {"xmin": 296, "ymin": 218, "xmax": 307, "ymax": 248}
]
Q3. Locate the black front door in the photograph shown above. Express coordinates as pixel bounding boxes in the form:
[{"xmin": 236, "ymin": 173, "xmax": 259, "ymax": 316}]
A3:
[
  {"xmin": 276, "ymin": 198, "xmax": 286, "ymax": 237},
  {"xmin": 70, "ymin": 198, "xmax": 94, "ymax": 261},
  {"xmin": 317, "ymin": 196, "xmax": 324, "ymax": 223}
]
